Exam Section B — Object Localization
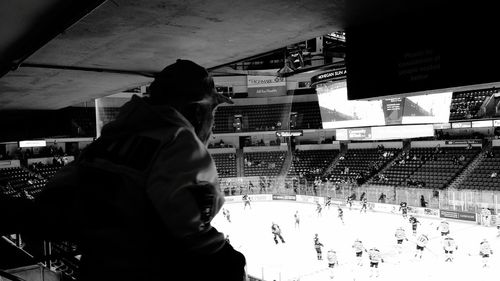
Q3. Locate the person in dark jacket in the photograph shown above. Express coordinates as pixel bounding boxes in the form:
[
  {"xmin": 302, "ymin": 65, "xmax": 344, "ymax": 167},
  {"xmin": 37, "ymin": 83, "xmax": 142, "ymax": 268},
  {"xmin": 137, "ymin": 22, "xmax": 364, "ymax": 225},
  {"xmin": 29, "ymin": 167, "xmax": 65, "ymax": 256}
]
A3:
[{"xmin": 0, "ymin": 59, "xmax": 245, "ymax": 281}]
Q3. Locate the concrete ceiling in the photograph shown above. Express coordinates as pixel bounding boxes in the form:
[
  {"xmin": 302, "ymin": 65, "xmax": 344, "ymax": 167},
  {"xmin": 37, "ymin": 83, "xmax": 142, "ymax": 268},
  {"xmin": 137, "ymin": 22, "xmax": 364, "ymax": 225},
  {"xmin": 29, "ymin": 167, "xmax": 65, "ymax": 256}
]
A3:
[{"xmin": 0, "ymin": 0, "xmax": 451, "ymax": 110}]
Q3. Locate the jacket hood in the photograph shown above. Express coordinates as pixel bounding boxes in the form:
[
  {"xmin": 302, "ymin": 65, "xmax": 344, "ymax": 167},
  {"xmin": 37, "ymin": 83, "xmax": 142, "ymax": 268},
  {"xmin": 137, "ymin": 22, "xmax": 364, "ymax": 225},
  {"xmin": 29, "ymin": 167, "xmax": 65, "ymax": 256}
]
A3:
[{"xmin": 100, "ymin": 95, "xmax": 194, "ymax": 137}]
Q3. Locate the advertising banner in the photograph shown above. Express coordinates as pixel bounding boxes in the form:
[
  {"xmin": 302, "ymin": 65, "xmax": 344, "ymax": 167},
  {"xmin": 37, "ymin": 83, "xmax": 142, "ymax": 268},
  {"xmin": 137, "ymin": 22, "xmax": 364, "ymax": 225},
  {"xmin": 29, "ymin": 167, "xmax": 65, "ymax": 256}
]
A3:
[
  {"xmin": 296, "ymin": 195, "xmax": 324, "ymax": 204},
  {"xmin": 224, "ymin": 195, "xmax": 243, "ymax": 203},
  {"xmin": 247, "ymin": 76, "xmax": 286, "ymax": 97},
  {"xmin": 440, "ymin": 210, "xmax": 476, "ymax": 222},
  {"xmin": 272, "ymin": 194, "xmax": 297, "ymax": 201},
  {"xmin": 249, "ymin": 194, "xmax": 273, "ymax": 201}
]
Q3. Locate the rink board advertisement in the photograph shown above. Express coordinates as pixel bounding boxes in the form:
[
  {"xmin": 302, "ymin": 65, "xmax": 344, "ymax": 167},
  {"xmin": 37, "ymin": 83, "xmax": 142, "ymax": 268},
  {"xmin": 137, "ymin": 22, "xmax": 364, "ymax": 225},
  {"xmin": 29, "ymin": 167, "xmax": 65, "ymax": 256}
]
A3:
[
  {"xmin": 224, "ymin": 194, "xmax": 273, "ymax": 203},
  {"xmin": 439, "ymin": 210, "xmax": 476, "ymax": 222},
  {"xmin": 295, "ymin": 195, "xmax": 324, "ymax": 204},
  {"xmin": 249, "ymin": 194, "xmax": 273, "ymax": 201},
  {"xmin": 272, "ymin": 194, "xmax": 296, "ymax": 201}
]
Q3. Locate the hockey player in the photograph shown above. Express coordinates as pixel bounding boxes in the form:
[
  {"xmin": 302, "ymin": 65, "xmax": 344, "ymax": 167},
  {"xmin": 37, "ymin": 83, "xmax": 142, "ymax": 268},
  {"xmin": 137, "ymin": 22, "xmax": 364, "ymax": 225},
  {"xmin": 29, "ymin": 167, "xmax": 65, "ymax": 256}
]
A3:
[
  {"xmin": 480, "ymin": 208, "xmax": 491, "ymax": 226},
  {"xmin": 338, "ymin": 206, "xmax": 345, "ymax": 224},
  {"xmin": 409, "ymin": 215, "xmax": 420, "ymax": 235},
  {"xmin": 394, "ymin": 226, "xmax": 408, "ymax": 255},
  {"xmin": 325, "ymin": 196, "xmax": 332, "ymax": 209},
  {"xmin": 314, "ymin": 234, "xmax": 324, "ymax": 260},
  {"xmin": 437, "ymin": 220, "xmax": 450, "ymax": 237},
  {"xmin": 242, "ymin": 193, "xmax": 251, "ymax": 210},
  {"xmin": 271, "ymin": 222, "xmax": 285, "ymax": 244},
  {"xmin": 294, "ymin": 210, "xmax": 300, "ymax": 229},
  {"xmin": 414, "ymin": 233, "xmax": 429, "ymax": 259},
  {"xmin": 222, "ymin": 208, "xmax": 231, "ymax": 223},
  {"xmin": 479, "ymin": 239, "xmax": 493, "ymax": 267},
  {"xmin": 316, "ymin": 202, "xmax": 323, "ymax": 217},
  {"xmin": 352, "ymin": 239, "xmax": 367, "ymax": 266},
  {"xmin": 346, "ymin": 196, "xmax": 353, "ymax": 210},
  {"xmin": 442, "ymin": 235, "xmax": 458, "ymax": 262},
  {"xmin": 368, "ymin": 247, "xmax": 384, "ymax": 278},
  {"xmin": 399, "ymin": 201, "xmax": 408, "ymax": 219},
  {"xmin": 327, "ymin": 249, "xmax": 338, "ymax": 279},
  {"xmin": 360, "ymin": 197, "xmax": 368, "ymax": 213}
]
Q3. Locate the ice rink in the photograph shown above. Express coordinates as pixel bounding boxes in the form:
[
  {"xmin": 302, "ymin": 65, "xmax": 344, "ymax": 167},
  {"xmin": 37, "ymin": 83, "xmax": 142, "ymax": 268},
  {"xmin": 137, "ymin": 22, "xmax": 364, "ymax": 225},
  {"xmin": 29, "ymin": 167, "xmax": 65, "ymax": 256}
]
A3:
[{"xmin": 212, "ymin": 200, "xmax": 500, "ymax": 281}]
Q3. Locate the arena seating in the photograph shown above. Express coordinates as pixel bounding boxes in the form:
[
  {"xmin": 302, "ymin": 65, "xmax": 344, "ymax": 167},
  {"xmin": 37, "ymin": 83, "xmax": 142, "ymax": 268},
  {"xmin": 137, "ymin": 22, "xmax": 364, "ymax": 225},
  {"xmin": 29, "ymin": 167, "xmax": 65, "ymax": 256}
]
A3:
[
  {"xmin": 290, "ymin": 101, "xmax": 322, "ymax": 130},
  {"xmin": 457, "ymin": 147, "xmax": 500, "ymax": 190},
  {"xmin": 213, "ymin": 102, "xmax": 322, "ymax": 133},
  {"xmin": 0, "ymin": 167, "xmax": 31, "ymax": 197},
  {"xmin": 406, "ymin": 147, "xmax": 479, "ymax": 189},
  {"xmin": 29, "ymin": 163, "xmax": 62, "ymax": 180},
  {"xmin": 449, "ymin": 88, "xmax": 498, "ymax": 120},
  {"xmin": 211, "ymin": 153, "xmax": 237, "ymax": 178},
  {"xmin": 288, "ymin": 149, "xmax": 339, "ymax": 181},
  {"xmin": 369, "ymin": 148, "xmax": 429, "ymax": 186},
  {"xmin": 326, "ymin": 148, "xmax": 400, "ymax": 184},
  {"xmin": 244, "ymin": 151, "xmax": 286, "ymax": 177}
]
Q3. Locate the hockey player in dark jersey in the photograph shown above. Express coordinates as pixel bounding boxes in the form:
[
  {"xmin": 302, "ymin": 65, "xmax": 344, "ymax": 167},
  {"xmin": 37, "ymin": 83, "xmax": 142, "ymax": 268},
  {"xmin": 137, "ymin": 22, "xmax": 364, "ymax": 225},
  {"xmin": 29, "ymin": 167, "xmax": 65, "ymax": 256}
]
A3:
[
  {"xmin": 294, "ymin": 210, "xmax": 300, "ymax": 229},
  {"xmin": 242, "ymin": 194, "xmax": 251, "ymax": 210},
  {"xmin": 409, "ymin": 215, "xmax": 420, "ymax": 235},
  {"xmin": 223, "ymin": 208, "xmax": 231, "ymax": 223},
  {"xmin": 271, "ymin": 222, "xmax": 285, "ymax": 244},
  {"xmin": 399, "ymin": 201, "xmax": 408, "ymax": 219},
  {"xmin": 338, "ymin": 206, "xmax": 344, "ymax": 224},
  {"xmin": 316, "ymin": 202, "xmax": 323, "ymax": 217},
  {"xmin": 325, "ymin": 196, "xmax": 332, "ymax": 209},
  {"xmin": 314, "ymin": 234, "xmax": 324, "ymax": 260},
  {"xmin": 360, "ymin": 197, "xmax": 368, "ymax": 213}
]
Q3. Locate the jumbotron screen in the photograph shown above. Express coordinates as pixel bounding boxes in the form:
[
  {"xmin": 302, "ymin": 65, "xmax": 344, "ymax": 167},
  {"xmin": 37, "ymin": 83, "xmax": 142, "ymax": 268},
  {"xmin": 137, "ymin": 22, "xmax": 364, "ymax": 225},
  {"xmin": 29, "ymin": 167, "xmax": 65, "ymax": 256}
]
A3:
[{"xmin": 316, "ymin": 80, "xmax": 452, "ymax": 129}]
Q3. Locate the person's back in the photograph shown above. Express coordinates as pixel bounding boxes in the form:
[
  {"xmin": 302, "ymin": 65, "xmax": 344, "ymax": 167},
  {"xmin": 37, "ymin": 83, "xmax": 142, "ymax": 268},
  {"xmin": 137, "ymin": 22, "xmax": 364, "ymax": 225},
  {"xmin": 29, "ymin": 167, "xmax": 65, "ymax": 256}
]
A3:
[{"xmin": 2, "ymin": 60, "xmax": 245, "ymax": 281}]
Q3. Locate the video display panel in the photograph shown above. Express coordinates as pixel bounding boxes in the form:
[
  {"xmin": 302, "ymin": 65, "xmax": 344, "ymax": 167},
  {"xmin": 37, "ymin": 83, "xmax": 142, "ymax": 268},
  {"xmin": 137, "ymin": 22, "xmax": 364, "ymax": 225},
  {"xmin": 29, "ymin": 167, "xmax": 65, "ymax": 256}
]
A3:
[
  {"xmin": 316, "ymin": 81, "xmax": 385, "ymax": 129},
  {"xmin": 316, "ymin": 80, "xmax": 452, "ymax": 129}
]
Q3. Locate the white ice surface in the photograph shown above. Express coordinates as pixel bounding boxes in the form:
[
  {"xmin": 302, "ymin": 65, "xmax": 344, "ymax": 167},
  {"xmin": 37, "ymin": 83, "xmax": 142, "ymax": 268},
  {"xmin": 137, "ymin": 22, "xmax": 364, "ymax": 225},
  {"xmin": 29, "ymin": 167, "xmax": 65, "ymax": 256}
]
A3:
[{"xmin": 212, "ymin": 201, "xmax": 500, "ymax": 281}]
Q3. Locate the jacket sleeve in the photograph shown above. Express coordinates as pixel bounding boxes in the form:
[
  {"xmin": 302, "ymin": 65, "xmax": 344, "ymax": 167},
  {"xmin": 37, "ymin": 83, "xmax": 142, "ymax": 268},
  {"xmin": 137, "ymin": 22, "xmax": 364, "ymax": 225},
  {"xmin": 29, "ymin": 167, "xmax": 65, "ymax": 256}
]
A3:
[{"xmin": 146, "ymin": 128, "xmax": 225, "ymax": 255}]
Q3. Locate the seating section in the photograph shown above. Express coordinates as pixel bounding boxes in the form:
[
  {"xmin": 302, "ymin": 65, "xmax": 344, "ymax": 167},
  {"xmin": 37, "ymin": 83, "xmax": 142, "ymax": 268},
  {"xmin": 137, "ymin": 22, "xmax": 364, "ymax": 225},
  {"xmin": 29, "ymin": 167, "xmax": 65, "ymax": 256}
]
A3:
[
  {"xmin": 327, "ymin": 148, "xmax": 400, "ymax": 184},
  {"xmin": 213, "ymin": 102, "xmax": 322, "ymax": 133},
  {"xmin": 211, "ymin": 153, "xmax": 237, "ymax": 178},
  {"xmin": 288, "ymin": 149, "xmax": 339, "ymax": 181},
  {"xmin": 290, "ymin": 102, "xmax": 322, "ymax": 130},
  {"xmin": 0, "ymin": 167, "xmax": 32, "ymax": 198},
  {"xmin": 407, "ymin": 147, "xmax": 479, "ymax": 189},
  {"xmin": 30, "ymin": 163, "xmax": 63, "ymax": 180},
  {"xmin": 370, "ymin": 148, "xmax": 428, "ymax": 186},
  {"xmin": 244, "ymin": 151, "xmax": 286, "ymax": 176},
  {"xmin": 449, "ymin": 88, "xmax": 498, "ymax": 120},
  {"xmin": 457, "ymin": 148, "xmax": 500, "ymax": 190}
]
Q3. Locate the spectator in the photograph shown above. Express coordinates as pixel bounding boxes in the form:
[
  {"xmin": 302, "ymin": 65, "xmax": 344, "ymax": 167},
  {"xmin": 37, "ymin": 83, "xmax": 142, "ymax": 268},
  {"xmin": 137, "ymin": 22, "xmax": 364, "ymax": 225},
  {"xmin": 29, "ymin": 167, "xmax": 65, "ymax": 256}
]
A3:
[
  {"xmin": 420, "ymin": 195, "xmax": 428, "ymax": 207},
  {"xmin": 0, "ymin": 60, "xmax": 245, "ymax": 281},
  {"xmin": 490, "ymin": 172, "xmax": 497, "ymax": 178},
  {"xmin": 378, "ymin": 193, "xmax": 386, "ymax": 203}
]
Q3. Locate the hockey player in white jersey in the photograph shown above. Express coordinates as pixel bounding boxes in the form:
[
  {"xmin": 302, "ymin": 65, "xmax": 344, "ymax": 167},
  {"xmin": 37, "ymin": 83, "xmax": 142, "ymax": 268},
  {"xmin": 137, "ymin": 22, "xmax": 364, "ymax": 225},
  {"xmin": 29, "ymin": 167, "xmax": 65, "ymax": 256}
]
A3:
[
  {"xmin": 242, "ymin": 193, "xmax": 251, "ymax": 210},
  {"xmin": 442, "ymin": 235, "xmax": 458, "ymax": 262},
  {"xmin": 437, "ymin": 220, "xmax": 450, "ymax": 237},
  {"xmin": 326, "ymin": 249, "xmax": 338, "ymax": 279},
  {"xmin": 352, "ymin": 239, "xmax": 367, "ymax": 266},
  {"xmin": 368, "ymin": 247, "xmax": 384, "ymax": 278},
  {"xmin": 394, "ymin": 226, "xmax": 408, "ymax": 255},
  {"xmin": 414, "ymin": 233, "xmax": 429, "ymax": 259},
  {"xmin": 479, "ymin": 239, "xmax": 493, "ymax": 267}
]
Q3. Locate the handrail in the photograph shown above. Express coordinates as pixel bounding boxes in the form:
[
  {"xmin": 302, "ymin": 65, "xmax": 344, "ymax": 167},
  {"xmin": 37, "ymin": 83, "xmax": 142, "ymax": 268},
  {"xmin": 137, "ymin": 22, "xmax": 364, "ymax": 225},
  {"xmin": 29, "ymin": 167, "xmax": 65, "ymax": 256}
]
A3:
[{"xmin": 0, "ymin": 269, "xmax": 26, "ymax": 281}]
